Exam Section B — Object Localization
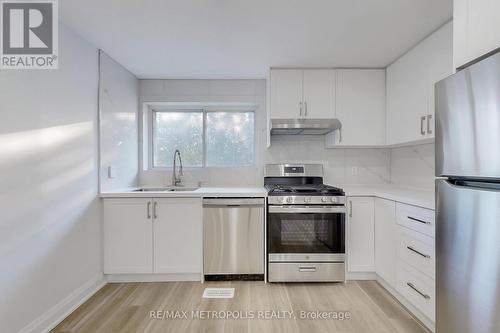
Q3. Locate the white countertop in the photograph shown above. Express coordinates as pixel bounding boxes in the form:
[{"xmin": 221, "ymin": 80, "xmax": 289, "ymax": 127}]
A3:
[
  {"xmin": 101, "ymin": 185, "xmax": 434, "ymax": 209},
  {"xmin": 343, "ymin": 185, "xmax": 435, "ymax": 210},
  {"xmin": 100, "ymin": 186, "xmax": 268, "ymax": 198}
]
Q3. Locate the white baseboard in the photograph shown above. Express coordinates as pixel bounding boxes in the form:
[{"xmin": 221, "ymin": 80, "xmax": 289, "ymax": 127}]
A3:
[
  {"xmin": 376, "ymin": 275, "xmax": 435, "ymax": 332},
  {"xmin": 347, "ymin": 271, "xmax": 377, "ymax": 280},
  {"xmin": 106, "ymin": 273, "xmax": 201, "ymax": 283},
  {"xmin": 19, "ymin": 273, "xmax": 106, "ymax": 333}
]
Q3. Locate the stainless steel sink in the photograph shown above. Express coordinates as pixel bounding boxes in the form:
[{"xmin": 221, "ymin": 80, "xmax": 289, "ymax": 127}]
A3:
[
  {"xmin": 132, "ymin": 187, "xmax": 199, "ymax": 192},
  {"xmin": 166, "ymin": 187, "xmax": 199, "ymax": 192}
]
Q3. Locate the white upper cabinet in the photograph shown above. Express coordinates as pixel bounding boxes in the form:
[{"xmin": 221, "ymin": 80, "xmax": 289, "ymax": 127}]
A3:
[
  {"xmin": 270, "ymin": 69, "xmax": 303, "ymax": 119},
  {"xmin": 270, "ymin": 69, "xmax": 335, "ymax": 119},
  {"xmin": 326, "ymin": 69, "xmax": 386, "ymax": 147},
  {"xmin": 302, "ymin": 69, "xmax": 336, "ymax": 118},
  {"xmin": 386, "ymin": 22, "xmax": 453, "ymax": 146},
  {"xmin": 454, "ymin": 0, "xmax": 500, "ymax": 69}
]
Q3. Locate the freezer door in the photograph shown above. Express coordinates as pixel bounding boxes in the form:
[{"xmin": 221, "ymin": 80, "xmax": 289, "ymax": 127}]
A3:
[
  {"xmin": 436, "ymin": 179, "xmax": 500, "ymax": 333},
  {"xmin": 435, "ymin": 52, "xmax": 500, "ymax": 179}
]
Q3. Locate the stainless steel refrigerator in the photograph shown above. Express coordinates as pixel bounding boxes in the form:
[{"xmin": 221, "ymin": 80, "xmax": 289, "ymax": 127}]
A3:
[{"xmin": 435, "ymin": 52, "xmax": 500, "ymax": 333}]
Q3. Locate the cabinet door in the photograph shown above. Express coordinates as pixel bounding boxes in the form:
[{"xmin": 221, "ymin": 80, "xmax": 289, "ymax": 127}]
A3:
[
  {"xmin": 426, "ymin": 22, "xmax": 453, "ymax": 138},
  {"xmin": 386, "ymin": 23, "xmax": 452, "ymax": 145},
  {"xmin": 153, "ymin": 198, "xmax": 202, "ymax": 274},
  {"xmin": 332, "ymin": 69, "xmax": 385, "ymax": 146},
  {"xmin": 375, "ymin": 198, "xmax": 397, "ymax": 286},
  {"xmin": 347, "ymin": 197, "xmax": 375, "ymax": 272},
  {"xmin": 303, "ymin": 69, "xmax": 336, "ymax": 119},
  {"xmin": 454, "ymin": 0, "xmax": 500, "ymax": 69},
  {"xmin": 270, "ymin": 69, "xmax": 303, "ymax": 119},
  {"xmin": 104, "ymin": 198, "xmax": 153, "ymax": 274},
  {"xmin": 386, "ymin": 45, "xmax": 428, "ymax": 145},
  {"xmin": 453, "ymin": 0, "xmax": 469, "ymax": 69}
]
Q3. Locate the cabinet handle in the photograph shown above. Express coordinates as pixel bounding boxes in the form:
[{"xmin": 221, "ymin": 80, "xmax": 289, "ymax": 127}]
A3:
[
  {"xmin": 147, "ymin": 201, "xmax": 151, "ymax": 219},
  {"xmin": 304, "ymin": 101, "xmax": 308, "ymax": 117},
  {"xmin": 420, "ymin": 116, "xmax": 426, "ymax": 135},
  {"xmin": 407, "ymin": 216, "xmax": 431, "ymax": 225},
  {"xmin": 299, "ymin": 102, "xmax": 303, "ymax": 117},
  {"xmin": 299, "ymin": 266, "xmax": 317, "ymax": 272},
  {"xmin": 349, "ymin": 200, "xmax": 353, "ymax": 218},
  {"xmin": 406, "ymin": 246, "xmax": 431, "ymax": 259},
  {"xmin": 407, "ymin": 282, "xmax": 431, "ymax": 300},
  {"xmin": 153, "ymin": 201, "xmax": 158, "ymax": 219},
  {"xmin": 427, "ymin": 114, "xmax": 432, "ymax": 134}
]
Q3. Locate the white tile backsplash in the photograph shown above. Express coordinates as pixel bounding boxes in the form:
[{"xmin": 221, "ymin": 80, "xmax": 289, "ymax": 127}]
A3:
[
  {"xmin": 390, "ymin": 143, "xmax": 435, "ymax": 190},
  {"xmin": 138, "ymin": 79, "xmax": 441, "ymax": 189},
  {"xmin": 265, "ymin": 137, "xmax": 390, "ymax": 186}
]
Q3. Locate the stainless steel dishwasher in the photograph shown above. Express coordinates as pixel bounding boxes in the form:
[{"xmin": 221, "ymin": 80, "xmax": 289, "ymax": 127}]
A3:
[{"xmin": 203, "ymin": 198, "xmax": 264, "ymax": 278}]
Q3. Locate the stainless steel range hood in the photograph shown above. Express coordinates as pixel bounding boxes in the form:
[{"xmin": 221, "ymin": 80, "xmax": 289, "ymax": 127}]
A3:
[{"xmin": 270, "ymin": 119, "xmax": 341, "ymax": 135}]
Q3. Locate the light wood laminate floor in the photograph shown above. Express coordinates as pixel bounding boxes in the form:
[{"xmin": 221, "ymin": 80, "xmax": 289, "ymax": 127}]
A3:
[{"xmin": 51, "ymin": 281, "xmax": 430, "ymax": 333}]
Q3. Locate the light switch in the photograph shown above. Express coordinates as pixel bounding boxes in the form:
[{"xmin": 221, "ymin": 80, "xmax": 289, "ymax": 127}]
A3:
[{"xmin": 108, "ymin": 166, "xmax": 117, "ymax": 179}]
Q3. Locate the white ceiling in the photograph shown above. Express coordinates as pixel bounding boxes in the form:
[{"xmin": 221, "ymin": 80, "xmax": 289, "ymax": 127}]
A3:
[{"xmin": 61, "ymin": 0, "xmax": 452, "ymax": 79}]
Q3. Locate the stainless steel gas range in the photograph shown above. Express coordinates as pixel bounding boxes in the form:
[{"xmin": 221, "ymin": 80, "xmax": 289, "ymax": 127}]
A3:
[{"xmin": 265, "ymin": 164, "xmax": 346, "ymax": 282}]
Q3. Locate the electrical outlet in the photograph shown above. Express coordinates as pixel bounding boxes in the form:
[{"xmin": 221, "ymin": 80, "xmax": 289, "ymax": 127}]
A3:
[{"xmin": 351, "ymin": 166, "xmax": 358, "ymax": 176}]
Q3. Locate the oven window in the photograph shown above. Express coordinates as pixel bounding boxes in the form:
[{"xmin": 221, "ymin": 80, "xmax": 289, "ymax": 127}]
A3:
[{"xmin": 267, "ymin": 212, "xmax": 345, "ymax": 254}]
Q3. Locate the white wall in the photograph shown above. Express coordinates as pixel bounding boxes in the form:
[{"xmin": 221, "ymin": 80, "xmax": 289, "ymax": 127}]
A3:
[
  {"xmin": 0, "ymin": 25, "xmax": 103, "ymax": 333},
  {"xmin": 99, "ymin": 51, "xmax": 139, "ymax": 191},
  {"xmin": 139, "ymin": 79, "xmax": 267, "ymax": 187},
  {"xmin": 139, "ymin": 79, "xmax": 391, "ymax": 187},
  {"xmin": 390, "ymin": 143, "xmax": 435, "ymax": 190}
]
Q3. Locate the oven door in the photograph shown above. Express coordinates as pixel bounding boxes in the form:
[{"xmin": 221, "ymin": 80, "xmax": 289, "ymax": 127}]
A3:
[{"xmin": 267, "ymin": 205, "xmax": 345, "ymax": 262}]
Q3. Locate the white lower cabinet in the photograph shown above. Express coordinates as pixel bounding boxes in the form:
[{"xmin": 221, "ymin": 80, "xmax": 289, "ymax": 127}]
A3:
[
  {"xmin": 347, "ymin": 197, "xmax": 375, "ymax": 273},
  {"xmin": 374, "ymin": 198, "xmax": 397, "ymax": 286},
  {"xmin": 153, "ymin": 198, "xmax": 202, "ymax": 274},
  {"xmin": 103, "ymin": 197, "xmax": 202, "ymax": 276},
  {"xmin": 104, "ymin": 198, "xmax": 153, "ymax": 274},
  {"xmin": 397, "ymin": 225, "xmax": 435, "ymax": 279},
  {"xmin": 396, "ymin": 261, "xmax": 436, "ymax": 322},
  {"xmin": 371, "ymin": 198, "xmax": 436, "ymax": 329}
]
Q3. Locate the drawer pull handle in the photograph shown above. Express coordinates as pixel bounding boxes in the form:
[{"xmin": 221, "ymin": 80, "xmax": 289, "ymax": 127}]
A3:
[
  {"xmin": 299, "ymin": 266, "xmax": 317, "ymax": 272},
  {"xmin": 407, "ymin": 282, "xmax": 431, "ymax": 300},
  {"xmin": 407, "ymin": 246, "xmax": 431, "ymax": 259},
  {"xmin": 407, "ymin": 216, "xmax": 431, "ymax": 225}
]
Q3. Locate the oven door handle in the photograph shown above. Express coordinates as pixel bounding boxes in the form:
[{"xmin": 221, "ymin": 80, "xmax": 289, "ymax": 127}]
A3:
[{"xmin": 268, "ymin": 206, "xmax": 346, "ymax": 214}]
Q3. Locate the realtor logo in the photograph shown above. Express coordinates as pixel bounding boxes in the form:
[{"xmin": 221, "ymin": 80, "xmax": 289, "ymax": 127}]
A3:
[{"xmin": 1, "ymin": 0, "xmax": 58, "ymax": 69}]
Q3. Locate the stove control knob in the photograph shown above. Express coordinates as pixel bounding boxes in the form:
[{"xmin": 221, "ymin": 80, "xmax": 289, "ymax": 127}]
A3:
[
  {"xmin": 304, "ymin": 197, "xmax": 311, "ymax": 203},
  {"xmin": 277, "ymin": 197, "xmax": 284, "ymax": 203},
  {"xmin": 321, "ymin": 197, "xmax": 328, "ymax": 203},
  {"xmin": 286, "ymin": 197, "xmax": 293, "ymax": 204},
  {"xmin": 330, "ymin": 197, "xmax": 337, "ymax": 203}
]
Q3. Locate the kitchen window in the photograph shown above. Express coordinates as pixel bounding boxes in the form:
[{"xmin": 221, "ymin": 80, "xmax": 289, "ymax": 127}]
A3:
[{"xmin": 152, "ymin": 110, "xmax": 255, "ymax": 168}]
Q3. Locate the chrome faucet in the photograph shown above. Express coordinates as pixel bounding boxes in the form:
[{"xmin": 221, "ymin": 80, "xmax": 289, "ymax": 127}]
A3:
[{"xmin": 172, "ymin": 149, "xmax": 183, "ymax": 187}]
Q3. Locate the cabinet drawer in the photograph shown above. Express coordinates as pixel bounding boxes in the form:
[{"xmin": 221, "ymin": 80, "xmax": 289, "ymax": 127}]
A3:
[
  {"xmin": 396, "ymin": 261, "xmax": 435, "ymax": 321},
  {"xmin": 268, "ymin": 263, "xmax": 345, "ymax": 282},
  {"xmin": 397, "ymin": 226, "xmax": 435, "ymax": 279},
  {"xmin": 396, "ymin": 203, "xmax": 435, "ymax": 237}
]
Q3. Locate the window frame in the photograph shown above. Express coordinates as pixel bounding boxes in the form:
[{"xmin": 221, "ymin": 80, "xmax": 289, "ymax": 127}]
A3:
[{"xmin": 148, "ymin": 107, "xmax": 256, "ymax": 170}]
